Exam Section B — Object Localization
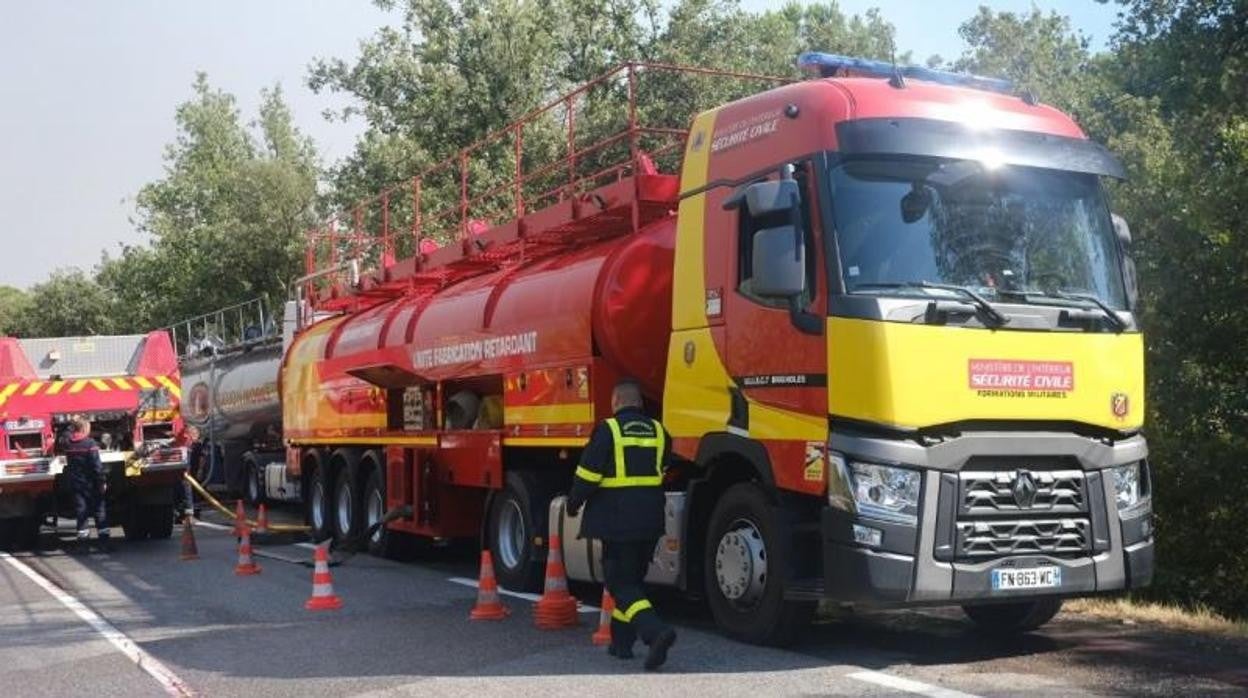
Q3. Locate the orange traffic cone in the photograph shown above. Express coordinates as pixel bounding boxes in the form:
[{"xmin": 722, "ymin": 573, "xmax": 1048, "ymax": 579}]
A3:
[
  {"xmin": 179, "ymin": 519, "xmax": 199, "ymax": 561},
  {"xmin": 591, "ymin": 589, "xmax": 614, "ymax": 645},
  {"xmin": 305, "ymin": 542, "xmax": 343, "ymax": 611},
  {"xmin": 234, "ymin": 526, "xmax": 261, "ymax": 575},
  {"xmin": 533, "ymin": 533, "xmax": 578, "ymax": 629},
  {"xmin": 469, "ymin": 550, "xmax": 509, "ymax": 621},
  {"xmin": 234, "ymin": 499, "xmax": 248, "ymax": 537},
  {"xmin": 256, "ymin": 503, "xmax": 270, "ymax": 535}
]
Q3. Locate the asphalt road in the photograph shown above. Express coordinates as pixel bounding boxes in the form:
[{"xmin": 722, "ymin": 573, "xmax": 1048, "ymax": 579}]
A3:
[{"xmin": 1, "ymin": 509, "xmax": 1245, "ymax": 698}]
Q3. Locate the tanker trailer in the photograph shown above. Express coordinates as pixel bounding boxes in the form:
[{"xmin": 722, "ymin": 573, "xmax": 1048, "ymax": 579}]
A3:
[{"xmin": 175, "ymin": 299, "xmax": 299, "ymax": 504}]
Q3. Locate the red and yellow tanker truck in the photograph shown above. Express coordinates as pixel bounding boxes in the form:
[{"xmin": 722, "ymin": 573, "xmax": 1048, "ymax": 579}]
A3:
[{"xmin": 281, "ymin": 56, "xmax": 1153, "ymax": 644}]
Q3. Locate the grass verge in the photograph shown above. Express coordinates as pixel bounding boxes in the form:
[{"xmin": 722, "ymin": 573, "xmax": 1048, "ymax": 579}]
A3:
[{"xmin": 1065, "ymin": 597, "xmax": 1248, "ymax": 639}]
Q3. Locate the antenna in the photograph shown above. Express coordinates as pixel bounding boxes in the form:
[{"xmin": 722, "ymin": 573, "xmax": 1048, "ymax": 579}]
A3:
[{"xmin": 888, "ymin": 36, "xmax": 905, "ymax": 89}]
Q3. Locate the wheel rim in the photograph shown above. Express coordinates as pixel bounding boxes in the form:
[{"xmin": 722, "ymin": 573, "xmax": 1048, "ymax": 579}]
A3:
[
  {"xmin": 496, "ymin": 499, "xmax": 526, "ymax": 570},
  {"xmin": 311, "ymin": 481, "xmax": 326, "ymax": 531},
  {"xmin": 336, "ymin": 480, "xmax": 353, "ymax": 535},
  {"xmin": 715, "ymin": 518, "xmax": 768, "ymax": 608},
  {"xmin": 367, "ymin": 487, "xmax": 384, "ymax": 544}
]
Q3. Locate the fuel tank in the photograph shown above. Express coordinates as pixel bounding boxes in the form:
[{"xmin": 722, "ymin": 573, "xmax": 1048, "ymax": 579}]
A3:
[
  {"xmin": 283, "ymin": 218, "xmax": 676, "ymax": 434},
  {"xmin": 182, "ymin": 341, "xmax": 283, "ymax": 445}
]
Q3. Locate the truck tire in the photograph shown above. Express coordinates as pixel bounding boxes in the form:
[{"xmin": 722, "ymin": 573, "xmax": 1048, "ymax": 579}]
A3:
[
  {"xmin": 0, "ymin": 516, "xmax": 40, "ymax": 551},
  {"xmin": 703, "ymin": 482, "xmax": 814, "ymax": 646},
  {"xmin": 487, "ymin": 471, "xmax": 551, "ymax": 592},
  {"xmin": 306, "ymin": 464, "xmax": 334, "ymax": 542},
  {"xmin": 144, "ymin": 504, "xmax": 174, "ymax": 540},
  {"xmin": 122, "ymin": 506, "xmax": 150, "ymax": 541},
  {"xmin": 962, "ymin": 598, "xmax": 1063, "ymax": 634},
  {"xmin": 333, "ymin": 467, "xmax": 363, "ymax": 545},
  {"xmin": 364, "ymin": 468, "xmax": 401, "ymax": 559}
]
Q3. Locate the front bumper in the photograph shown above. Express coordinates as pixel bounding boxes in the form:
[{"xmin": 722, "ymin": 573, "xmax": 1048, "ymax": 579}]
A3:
[{"xmin": 819, "ymin": 430, "xmax": 1154, "ymax": 606}]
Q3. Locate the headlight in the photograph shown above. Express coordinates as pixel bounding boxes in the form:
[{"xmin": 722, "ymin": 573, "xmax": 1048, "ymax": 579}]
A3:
[
  {"xmin": 1113, "ymin": 463, "xmax": 1141, "ymax": 510},
  {"xmin": 850, "ymin": 461, "xmax": 920, "ymax": 524}
]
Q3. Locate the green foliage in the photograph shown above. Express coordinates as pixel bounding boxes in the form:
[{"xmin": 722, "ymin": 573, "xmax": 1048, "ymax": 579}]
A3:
[
  {"xmin": 9, "ymin": 270, "xmax": 118, "ymax": 338},
  {"xmin": 307, "ymin": 0, "xmax": 898, "ymax": 249},
  {"xmin": 98, "ymin": 75, "xmax": 320, "ymax": 332},
  {"xmin": 0, "ymin": 286, "xmax": 30, "ymax": 336}
]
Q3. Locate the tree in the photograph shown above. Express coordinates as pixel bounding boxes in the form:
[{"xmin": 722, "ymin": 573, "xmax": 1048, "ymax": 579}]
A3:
[
  {"xmin": 0, "ymin": 286, "xmax": 30, "ymax": 336},
  {"xmin": 10, "ymin": 270, "xmax": 117, "ymax": 338},
  {"xmin": 308, "ymin": 0, "xmax": 899, "ymax": 249},
  {"xmin": 99, "ymin": 76, "xmax": 320, "ymax": 332}
]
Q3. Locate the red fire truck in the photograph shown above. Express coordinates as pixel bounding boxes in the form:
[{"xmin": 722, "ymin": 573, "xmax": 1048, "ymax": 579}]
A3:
[
  {"xmin": 282, "ymin": 56, "xmax": 1152, "ymax": 644},
  {"xmin": 0, "ymin": 331, "xmax": 189, "ymax": 547}
]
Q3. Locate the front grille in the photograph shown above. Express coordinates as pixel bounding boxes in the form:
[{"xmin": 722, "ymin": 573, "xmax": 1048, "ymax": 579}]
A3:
[
  {"xmin": 147, "ymin": 447, "xmax": 186, "ymax": 465},
  {"xmin": 942, "ymin": 469, "xmax": 1097, "ymax": 562},
  {"xmin": 956, "ymin": 518, "xmax": 1090, "ymax": 558},
  {"xmin": 960, "ymin": 469, "xmax": 1086, "ymax": 516}
]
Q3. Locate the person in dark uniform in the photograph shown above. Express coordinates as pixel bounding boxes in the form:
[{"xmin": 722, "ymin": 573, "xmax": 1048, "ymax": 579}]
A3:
[
  {"xmin": 566, "ymin": 379, "xmax": 677, "ymax": 670},
  {"xmin": 173, "ymin": 425, "xmax": 200, "ymax": 522},
  {"xmin": 62, "ymin": 416, "xmax": 109, "ymax": 543}
]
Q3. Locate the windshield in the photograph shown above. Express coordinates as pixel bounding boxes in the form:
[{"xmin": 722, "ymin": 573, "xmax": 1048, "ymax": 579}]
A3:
[{"xmin": 829, "ymin": 157, "xmax": 1128, "ymax": 310}]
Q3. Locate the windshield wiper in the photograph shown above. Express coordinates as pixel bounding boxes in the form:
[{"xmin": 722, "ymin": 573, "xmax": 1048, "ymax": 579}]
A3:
[
  {"xmin": 851, "ymin": 281, "xmax": 1009, "ymax": 328},
  {"xmin": 997, "ymin": 289, "xmax": 1128, "ymax": 333}
]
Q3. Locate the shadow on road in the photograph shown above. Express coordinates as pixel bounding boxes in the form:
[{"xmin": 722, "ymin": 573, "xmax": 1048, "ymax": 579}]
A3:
[{"xmin": 10, "ymin": 519, "xmax": 1247, "ymax": 693}]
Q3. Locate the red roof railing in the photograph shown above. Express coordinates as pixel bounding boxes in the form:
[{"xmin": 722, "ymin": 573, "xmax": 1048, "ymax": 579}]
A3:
[{"xmin": 301, "ymin": 62, "xmax": 788, "ymax": 308}]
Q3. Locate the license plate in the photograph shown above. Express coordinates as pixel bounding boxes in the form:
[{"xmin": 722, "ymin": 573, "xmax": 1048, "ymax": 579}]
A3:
[{"xmin": 991, "ymin": 566, "xmax": 1061, "ymax": 591}]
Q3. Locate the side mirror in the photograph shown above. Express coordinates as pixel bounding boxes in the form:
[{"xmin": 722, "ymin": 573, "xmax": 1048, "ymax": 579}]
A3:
[
  {"xmin": 1111, "ymin": 213, "xmax": 1139, "ymax": 311},
  {"xmin": 1112, "ymin": 213, "xmax": 1132, "ymax": 246},
  {"xmin": 751, "ymin": 225, "xmax": 806, "ymax": 297},
  {"xmin": 744, "ymin": 179, "xmax": 800, "ymax": 217}
]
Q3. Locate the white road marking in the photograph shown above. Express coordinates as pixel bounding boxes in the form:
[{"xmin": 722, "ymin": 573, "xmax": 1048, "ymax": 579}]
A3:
[
  {"xmin": 0, "ymin": 552, "xmax": 195, "ymax": 697},
  {"xmin": 192, "ymin": 520, "xmax": 232, "ymax": 531},
  {"xmin": 848, "ymin": 670, "xmax": 982, "ymax": 698},
  {"xmin": 447, "ymin": 576, "xmax": 600, "ymax": 614}
]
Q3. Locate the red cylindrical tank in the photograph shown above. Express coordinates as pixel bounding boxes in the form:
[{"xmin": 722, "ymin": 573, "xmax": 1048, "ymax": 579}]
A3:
[{"xmin": 291, "ymin": 216, "xmax": 676, "ymax": 403}]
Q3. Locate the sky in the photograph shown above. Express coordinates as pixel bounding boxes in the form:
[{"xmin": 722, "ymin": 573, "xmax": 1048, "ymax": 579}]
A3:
[{"xmin": 0, "ymin": 0, "xmax": 1122, "ymax": 290}]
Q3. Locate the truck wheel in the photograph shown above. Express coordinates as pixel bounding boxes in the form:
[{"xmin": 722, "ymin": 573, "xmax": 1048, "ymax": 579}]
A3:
[
  {"xmin": 333, "ymin": 467, "xmax": 363, "ymax": 545},
  {"xmin": 487, "ymin": 471, "xmax": 550, "ymax": 592},
  {"xmin": 306, "ymin": 464, "xmax": 334, "ymax": 542},
  {"xmin": 144, "ymin": 504, "xmax": 174, "ymax": 540},
  {"xmin": 364, "ymin": 468, "xmax": 401, "ymax": 558},
  {"xmin": 704, "ymin": 482, "xmax": 814, "ymax": 646},
  {"xmin": 122, "ymin": 506, "xmax": 150, "ymax": 541},
  {"xmin": 244, "ymin": 458, "xmax": 264, "ymax": 507},
  {"xmin": 962, "ymin": 598, "xmax": 1063, "ymax": 634}
]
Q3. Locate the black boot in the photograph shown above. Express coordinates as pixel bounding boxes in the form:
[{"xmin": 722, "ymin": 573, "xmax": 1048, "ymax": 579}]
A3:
[
  {"xmin": 644, "ymin": 628, "xmax": 677, "ymax": 671},
  {"xmin": 607, "ymin": 618, "xmax": 635, "ymax": 659}
]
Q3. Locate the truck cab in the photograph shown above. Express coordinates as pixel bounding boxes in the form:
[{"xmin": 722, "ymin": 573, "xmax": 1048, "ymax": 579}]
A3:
[
  {"xmin": 654, "ymin": 54, "xmax": 1151, "ymax": 641},
  {"xmin": 0, "ymin": 332, "xmax": 189, "ymax": 546}
]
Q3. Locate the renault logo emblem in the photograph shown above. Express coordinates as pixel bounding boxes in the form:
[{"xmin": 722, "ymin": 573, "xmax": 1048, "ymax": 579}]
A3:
[{"xmin": 1012, "ymin": 471, "xmax": 1038, "ymax": 508}]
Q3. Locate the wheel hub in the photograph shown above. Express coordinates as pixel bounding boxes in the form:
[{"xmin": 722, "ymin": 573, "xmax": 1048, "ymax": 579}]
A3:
[
  {"xmin": 368, "ymin": 489, "xmax": 384, "ymax": 543},
  {"xmin": 311, "ymin": 482, "xmax": 325, "ymax": 530},
  {"xmin": 337, "ymin": 483, "xmax": 353, "ymax": 534},
  {"xmin": 715, "ymin": 519, "xmax": 767, "ymax": 606},
  {"xmin": 497, "ymin": 499, "xmax": 526, "ymax": 570}
]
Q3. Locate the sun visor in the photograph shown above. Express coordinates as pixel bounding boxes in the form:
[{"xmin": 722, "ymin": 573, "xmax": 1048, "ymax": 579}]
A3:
[{"xmin": 835, "ymin": 118, "xmax": 1125, "ymax": 179}]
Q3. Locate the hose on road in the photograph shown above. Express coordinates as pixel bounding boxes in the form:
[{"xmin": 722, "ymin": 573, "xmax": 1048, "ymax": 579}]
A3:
[
  {"xmin": 182, "ymin": 472, "xmax": 311, "ymax": 533},
  {"xmin": 183, "ymin": 472, "xmax": 413, "ymax": 566}
]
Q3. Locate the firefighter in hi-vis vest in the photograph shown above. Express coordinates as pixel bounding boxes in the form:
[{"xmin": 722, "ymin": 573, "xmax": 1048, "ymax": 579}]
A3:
[{"xmin": 566, "ymin": 379, "xmax": 677, "ymax": 670}]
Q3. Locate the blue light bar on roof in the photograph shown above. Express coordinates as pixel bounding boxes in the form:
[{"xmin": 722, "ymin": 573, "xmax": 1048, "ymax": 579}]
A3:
[{"xmin": 797, "ymin": 52, "xmax": 1015, "ymax": 96}]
